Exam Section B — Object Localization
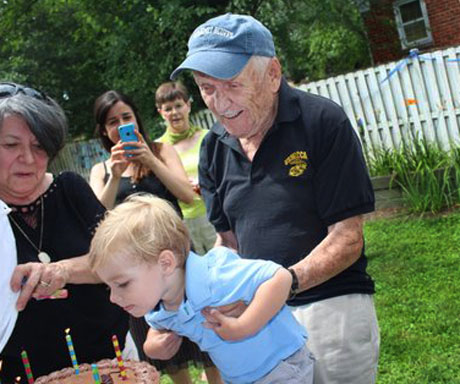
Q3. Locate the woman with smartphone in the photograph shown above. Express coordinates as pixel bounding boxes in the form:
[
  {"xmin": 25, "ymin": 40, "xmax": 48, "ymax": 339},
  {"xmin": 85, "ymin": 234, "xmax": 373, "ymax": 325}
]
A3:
[
  {"xmin": 89, "ymin": 90, "xmax": 194, "ymax": 210},
  {"xmin": 89, "ymin": 90, "xmax": 222, "ymax": 384}
]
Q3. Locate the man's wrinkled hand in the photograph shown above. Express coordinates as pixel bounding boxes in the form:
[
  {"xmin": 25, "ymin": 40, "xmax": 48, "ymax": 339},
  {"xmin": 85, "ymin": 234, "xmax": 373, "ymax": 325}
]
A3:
[
  {"xmin": 201, "ymin": 300, "xmax": 247, "ymax": 329},
  {"xmin": 201, "ymin": 308, "xmax": 247, "ymax": 341}
]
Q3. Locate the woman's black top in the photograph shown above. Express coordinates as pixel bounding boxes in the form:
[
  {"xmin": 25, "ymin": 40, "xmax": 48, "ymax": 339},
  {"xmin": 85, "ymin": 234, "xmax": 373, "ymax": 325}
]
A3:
[
  {"xmin": 103, "ymin": 163, "xmax": 182, "ymax": 216},
  {"xmin": 0, "ymin": 172, "xmax": 128, "ymax": 382}
]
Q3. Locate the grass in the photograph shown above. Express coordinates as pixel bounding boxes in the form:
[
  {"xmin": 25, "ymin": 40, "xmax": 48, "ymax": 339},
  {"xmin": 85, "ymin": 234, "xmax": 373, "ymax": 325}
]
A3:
[
  {"xmin": 160, "ymin": 366, "xmax": 206, "ymax": 383},
  {"xmin": 160, "ymin": 211, "xmax": 460, "ymax": 383},
  {"xmin": 365, "ymin": 210, "xmax": 460, "ymax": 383}
]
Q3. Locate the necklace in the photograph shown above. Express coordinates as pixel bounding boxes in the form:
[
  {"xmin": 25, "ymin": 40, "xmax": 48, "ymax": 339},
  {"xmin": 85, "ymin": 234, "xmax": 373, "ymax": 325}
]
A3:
[{"xmin": 8, "ymin": 196, "xmax": 51, "ymax": 264}]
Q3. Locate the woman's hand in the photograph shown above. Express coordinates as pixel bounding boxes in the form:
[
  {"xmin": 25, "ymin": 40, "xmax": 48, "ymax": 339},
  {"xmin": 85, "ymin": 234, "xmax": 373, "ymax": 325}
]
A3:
[
  {"xmin": 121, "ymin": 131, "xmax": 156, "ymax": 169},
  {"xmin": 121, "ymin": 132, "xmax": 195, "ymax": 204},
  {"xmin": 189, "ymin": 177, "xmax": 201, "ymax": 196},
  {"xmin": 143, "ymin": 328, "xmax": 183, "ymax": 360},
  {"xmin": 109, "ymin": 141, "xmax": 129, "ymax": 178},
  {"xmin": 10, "ymin": 261, "xmax": 69, "ymax": 311}
]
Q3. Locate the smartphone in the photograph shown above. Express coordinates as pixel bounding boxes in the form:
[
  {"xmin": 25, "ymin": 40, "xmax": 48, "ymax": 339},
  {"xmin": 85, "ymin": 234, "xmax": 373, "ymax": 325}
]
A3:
[{"xmin": 118, "ymin": 123, "xmax": 139, "ymax": 154}]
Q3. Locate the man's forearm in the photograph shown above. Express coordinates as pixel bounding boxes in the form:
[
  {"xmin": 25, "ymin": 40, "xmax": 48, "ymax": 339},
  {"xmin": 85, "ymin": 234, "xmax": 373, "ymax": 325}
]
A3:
[{"xmin": 291, "ymin": 215, "xmax": 364, "ymax": 292}]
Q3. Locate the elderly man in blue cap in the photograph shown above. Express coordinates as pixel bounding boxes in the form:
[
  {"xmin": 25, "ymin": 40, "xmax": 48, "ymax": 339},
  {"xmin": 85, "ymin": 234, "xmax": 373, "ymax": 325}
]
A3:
[{"xmin": 148, "ymin": 13, "xmax": 380, "ymax": 384}]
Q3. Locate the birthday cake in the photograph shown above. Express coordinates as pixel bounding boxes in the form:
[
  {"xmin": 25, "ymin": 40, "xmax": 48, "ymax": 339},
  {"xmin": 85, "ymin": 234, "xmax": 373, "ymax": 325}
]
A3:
[{"xmin": 34, "ymin": 359, "xmax": 160, "ymax": 384}]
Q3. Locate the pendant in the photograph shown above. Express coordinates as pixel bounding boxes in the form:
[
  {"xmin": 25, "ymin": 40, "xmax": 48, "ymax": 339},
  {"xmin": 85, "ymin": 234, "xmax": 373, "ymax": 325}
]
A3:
[{"xmin": 38, "ymin": 251, "xmax": 51, "ymax": 264}]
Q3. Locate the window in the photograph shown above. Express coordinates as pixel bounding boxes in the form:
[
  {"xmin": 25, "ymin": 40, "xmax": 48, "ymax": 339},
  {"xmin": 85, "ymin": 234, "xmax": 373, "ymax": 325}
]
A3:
[{"xmin": 393, "ymin": 0, "xmax": 433, "ymax": 49}]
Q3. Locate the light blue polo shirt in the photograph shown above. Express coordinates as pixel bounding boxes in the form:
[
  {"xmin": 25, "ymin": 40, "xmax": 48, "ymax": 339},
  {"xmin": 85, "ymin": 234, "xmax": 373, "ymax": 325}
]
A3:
[{"xmin": 145, "ymin": 248, "xmax": 307, "ymax": 384}]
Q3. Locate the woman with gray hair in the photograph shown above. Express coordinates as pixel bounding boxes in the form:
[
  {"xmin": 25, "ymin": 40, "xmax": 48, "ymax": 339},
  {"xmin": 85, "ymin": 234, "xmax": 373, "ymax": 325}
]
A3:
[{"xmin": 0, "ymin": 82, "xmax": 128, "ymax": 381}]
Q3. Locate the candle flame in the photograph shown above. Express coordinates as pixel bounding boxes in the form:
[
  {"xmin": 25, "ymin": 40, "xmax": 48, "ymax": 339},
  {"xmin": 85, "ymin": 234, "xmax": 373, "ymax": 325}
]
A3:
[
  {"xmin": 65, "ymin": 328, "xmax": 70, "ymax": 334},
  {"xmin": 15, "ymin": 376, "xmax": 21, "ymax": 383},
  {"xmin": 0, "ymin": 359, "xmax": 3, "ymax": 372}
]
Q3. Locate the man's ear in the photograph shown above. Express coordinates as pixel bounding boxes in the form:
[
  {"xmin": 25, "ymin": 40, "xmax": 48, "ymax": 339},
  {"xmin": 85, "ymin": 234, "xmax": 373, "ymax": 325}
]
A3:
[
  {"xmin": 158, "ymin": 250, "xmax": 178, "ymax": 275},
  {"xmin": 267, "ymin": 57, "xmax": 282, "ymax": 93}
]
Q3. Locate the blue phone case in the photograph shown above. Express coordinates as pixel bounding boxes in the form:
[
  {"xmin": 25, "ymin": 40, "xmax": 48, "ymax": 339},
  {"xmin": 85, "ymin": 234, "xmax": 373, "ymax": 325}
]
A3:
[{"xmin": 118, "ymin": 123, "xmax": 138, "ymax": 152}]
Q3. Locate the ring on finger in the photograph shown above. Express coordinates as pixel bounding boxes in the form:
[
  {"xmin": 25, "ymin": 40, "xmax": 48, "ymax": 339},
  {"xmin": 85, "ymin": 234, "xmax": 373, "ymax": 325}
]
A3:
[{"xmin": 39, "ymin": 280, "xmax": 51, "ymax": 288}]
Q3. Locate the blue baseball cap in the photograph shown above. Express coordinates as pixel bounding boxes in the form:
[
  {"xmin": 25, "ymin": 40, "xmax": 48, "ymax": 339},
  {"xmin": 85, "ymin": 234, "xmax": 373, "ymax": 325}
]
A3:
[{"xmin": 170, "ymin": 13, "xmax": 275, "ymax": 80}]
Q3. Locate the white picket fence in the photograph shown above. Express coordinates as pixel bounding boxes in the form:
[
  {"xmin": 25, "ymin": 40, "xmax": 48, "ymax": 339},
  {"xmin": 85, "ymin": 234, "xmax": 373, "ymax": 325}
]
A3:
[{"xmin": 298, "ymin": 45, "xmax": 460, "ymax": 158}]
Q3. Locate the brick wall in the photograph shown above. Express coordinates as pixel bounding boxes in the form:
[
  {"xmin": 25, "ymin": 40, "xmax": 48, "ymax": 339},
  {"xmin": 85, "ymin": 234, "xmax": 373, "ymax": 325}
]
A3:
[
  {"xmin": 362, "ymin": 0, "xmax": 403, "ymax": 63},
  {"xmin": 363, "ymin": 0, "xmax": 460, "ymax": 64},
  {"xmin": 426, "ymin": 0, "xmax": 460, "ymax": 48}
]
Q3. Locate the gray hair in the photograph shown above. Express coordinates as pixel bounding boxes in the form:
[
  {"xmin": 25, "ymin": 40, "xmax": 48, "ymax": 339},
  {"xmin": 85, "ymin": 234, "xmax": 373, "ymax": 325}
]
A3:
[
  {"xmin": 0, "ymin": 93, "xmax": 67, "ymax": 161},
  {"xmin": 248, "ymin": 55, "xmax": 272, "ymax": 73}
]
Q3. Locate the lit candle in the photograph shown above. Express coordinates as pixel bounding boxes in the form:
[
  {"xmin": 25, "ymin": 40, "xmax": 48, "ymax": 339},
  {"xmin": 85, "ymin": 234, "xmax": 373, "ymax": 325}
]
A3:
[
  {"xmin": 15, "ymin": 377, "xmax": 21, "ymax": 383},
  {"xmin": 111, "ymin": 335, "xmax": 127, "ymax": 380},
  {"xmin": 91, "ymin": 364, "xmax": 101, "ymax": 384},
  {"xmin": 65, "ymin": 328, "xmax": 79, "ymax": 375},
  {"xmin": 0, "ymin": 359, "xmax": 3, "ymax": 384},
  {"xmin": 20, "ymin": 351, "xmax": 34, "ymax": 384}
]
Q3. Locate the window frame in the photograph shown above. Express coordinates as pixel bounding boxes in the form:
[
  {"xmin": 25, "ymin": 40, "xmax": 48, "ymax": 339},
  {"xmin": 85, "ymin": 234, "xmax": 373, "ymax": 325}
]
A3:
[{"xmin": 393, "ymin": 0, "xmax": 433, "ymax": 49}]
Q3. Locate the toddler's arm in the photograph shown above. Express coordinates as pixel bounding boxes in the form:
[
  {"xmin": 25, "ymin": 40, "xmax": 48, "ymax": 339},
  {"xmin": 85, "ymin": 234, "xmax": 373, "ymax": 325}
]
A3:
[
  {"xmin": 203, "ymin": 267, "xmax": 292, "ymax": 341},
  {"xmin": 143, "ymin": 328, "xmax": 183, "ymax": 360}
]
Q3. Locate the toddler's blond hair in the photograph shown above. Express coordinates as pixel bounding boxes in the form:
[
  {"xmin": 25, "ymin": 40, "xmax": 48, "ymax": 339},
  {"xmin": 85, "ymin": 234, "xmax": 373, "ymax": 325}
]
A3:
[{"xmin": 89, "ymin": 194, "xmax": 190, "ymax": 271}]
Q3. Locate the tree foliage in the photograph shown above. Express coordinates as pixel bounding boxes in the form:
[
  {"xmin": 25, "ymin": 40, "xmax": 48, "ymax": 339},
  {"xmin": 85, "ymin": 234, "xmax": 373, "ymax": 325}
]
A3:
[{"xmin": 0, "ymin": 0, "xmax": 370, "ymax": 139}]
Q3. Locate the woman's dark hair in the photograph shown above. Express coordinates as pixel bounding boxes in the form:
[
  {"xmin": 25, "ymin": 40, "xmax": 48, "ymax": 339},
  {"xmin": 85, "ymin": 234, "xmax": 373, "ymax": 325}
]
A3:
[
  {"xmin": 94, "ymin": 90, "xmax": 148, "ymax": 152},
  {"xmin": 0, "ymin": 92, "xmax": 67, "ymax": 161},
  {"xmin": 93, "ymin": 90, "xmax": 161, "ymax": 182},
  {"xmin": 155, "ymin": 82, "xmax": 190, "ymax": 109}
]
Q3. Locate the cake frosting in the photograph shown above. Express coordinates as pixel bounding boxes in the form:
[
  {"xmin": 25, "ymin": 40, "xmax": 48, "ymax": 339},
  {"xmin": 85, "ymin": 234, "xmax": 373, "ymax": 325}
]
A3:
[{"xmin": 34, "ymin": 359, "xmax": 159, "ymax": 384}]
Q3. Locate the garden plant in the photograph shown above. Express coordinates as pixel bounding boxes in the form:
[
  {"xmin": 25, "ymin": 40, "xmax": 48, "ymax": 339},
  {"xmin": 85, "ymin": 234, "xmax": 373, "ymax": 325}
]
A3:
[{"xmin": 367, "ymin": 137, "xmax": 460, "ymax": 214}]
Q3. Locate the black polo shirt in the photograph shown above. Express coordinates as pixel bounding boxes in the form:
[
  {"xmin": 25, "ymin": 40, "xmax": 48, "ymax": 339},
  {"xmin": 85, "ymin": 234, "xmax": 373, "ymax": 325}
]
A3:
[{"xmin": 199, "ymin": 78, "xmax": 375, "ymax": 305}]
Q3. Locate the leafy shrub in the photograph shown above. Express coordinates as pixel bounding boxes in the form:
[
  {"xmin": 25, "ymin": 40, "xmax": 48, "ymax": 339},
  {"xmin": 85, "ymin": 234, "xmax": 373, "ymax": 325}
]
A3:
[{"xmin": 367, "ymin": 137, "xmax": 460, "ymax": 214}]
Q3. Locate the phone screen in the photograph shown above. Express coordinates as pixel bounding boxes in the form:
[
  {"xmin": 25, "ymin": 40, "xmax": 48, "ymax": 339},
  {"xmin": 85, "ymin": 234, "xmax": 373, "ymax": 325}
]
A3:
[{"xmin": 118, "ymin": 123, "xmax": 138, "ymax": 154}]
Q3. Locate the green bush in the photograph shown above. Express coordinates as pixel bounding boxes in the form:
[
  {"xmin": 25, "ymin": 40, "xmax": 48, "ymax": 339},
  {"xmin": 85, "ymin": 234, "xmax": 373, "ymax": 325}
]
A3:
[{"xmin": 367, "ymin": 138, "xmax": 460, "ymax": 214}]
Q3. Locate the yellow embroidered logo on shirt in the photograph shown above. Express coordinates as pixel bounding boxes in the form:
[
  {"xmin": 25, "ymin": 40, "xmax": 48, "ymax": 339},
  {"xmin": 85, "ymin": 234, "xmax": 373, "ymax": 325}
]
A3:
[{"xmin": 284, "ymin": 151, "xmax": 308, "ymax": 177}]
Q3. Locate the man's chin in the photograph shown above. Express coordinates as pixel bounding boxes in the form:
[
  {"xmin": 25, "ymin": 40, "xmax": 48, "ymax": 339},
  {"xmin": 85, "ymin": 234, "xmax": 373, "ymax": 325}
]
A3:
[{"xmin": 219, "ymin": 123, "xmax": 246, "ymax": 138}]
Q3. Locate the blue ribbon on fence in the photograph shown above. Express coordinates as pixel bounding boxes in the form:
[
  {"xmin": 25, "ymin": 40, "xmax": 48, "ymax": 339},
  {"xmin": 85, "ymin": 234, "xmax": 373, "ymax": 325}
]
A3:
[
  {"xmin": 418, "ymin": 55, "xmax": 460, "ymax": 62},
  {"xmin": 380, "ymin": 58, "xmax": 409, "ymax": 84},
  {"xmin": 381, "ymin": 48, "xmax": 460, "ymax": 84},
  {"xmin": 380, "ymin": 49, "xmax": 420, "ymax": 84}
]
